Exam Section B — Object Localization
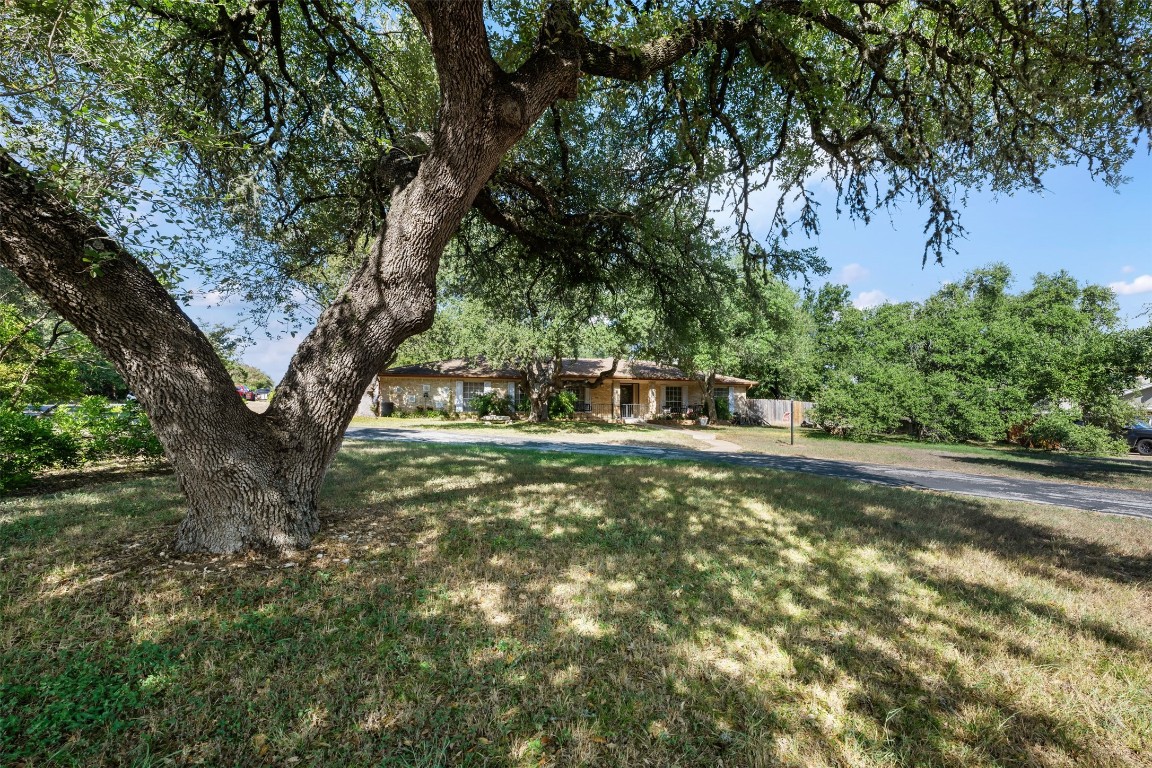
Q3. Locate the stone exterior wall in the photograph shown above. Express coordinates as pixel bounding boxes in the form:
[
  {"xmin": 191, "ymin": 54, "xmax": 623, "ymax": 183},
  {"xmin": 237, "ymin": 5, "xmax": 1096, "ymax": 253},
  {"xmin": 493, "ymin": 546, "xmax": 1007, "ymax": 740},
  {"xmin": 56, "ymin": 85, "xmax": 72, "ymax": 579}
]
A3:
[
  {"xmin": 574, "ymin": 380, "xmax": 749, "ymax": 420},
  {"xmin": 380, "ymin": 376, "xmax": 454, "ymax": 412},
  {"xmin": 378, "ymin": 375, "xmax": 519, "ymax": 413},
  {"xmin": 376, "ymin": 374, "xmax": 748, "ymax": 421},
  {"xmin": 1129, "ymin": 383, "xmax": 1152, "ymax": 414}
]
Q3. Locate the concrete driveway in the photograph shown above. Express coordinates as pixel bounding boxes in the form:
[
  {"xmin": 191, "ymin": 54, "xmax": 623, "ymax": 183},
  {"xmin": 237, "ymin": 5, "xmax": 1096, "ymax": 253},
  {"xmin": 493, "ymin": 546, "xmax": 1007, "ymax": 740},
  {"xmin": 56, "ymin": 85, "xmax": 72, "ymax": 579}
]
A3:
[{"xmin": 344, "ymin": 426, "xmax": 1152, "ymax": 521}]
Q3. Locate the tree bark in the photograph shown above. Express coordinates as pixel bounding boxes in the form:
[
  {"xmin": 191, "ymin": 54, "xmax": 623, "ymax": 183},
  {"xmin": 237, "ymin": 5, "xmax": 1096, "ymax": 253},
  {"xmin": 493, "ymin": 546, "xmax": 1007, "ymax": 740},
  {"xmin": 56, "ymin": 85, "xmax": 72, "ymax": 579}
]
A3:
[
  {"xmin": 528, "ymin": 393, "xmax": 552, "ymax": 422},
  {"xmin": 524, "ymin": 355, "xmax": 563, "ymax": 422},
  {"xmin": 3, "ymin": 0, "xmax": 734, "ymax": 551},
  {"xmin": 700, "ymin": 370, "xmax": 718, "ymax": 422},
  {"xmin": 0, "ymin": 151, "xmax": 324, "ymax": 550},
  {"xmin": 0, "ymin": 125, "xmax": 518, "ymax": 550},
  {"xmin": 0, "ymin": 3, "xmax": 590, "ymax": 552}
]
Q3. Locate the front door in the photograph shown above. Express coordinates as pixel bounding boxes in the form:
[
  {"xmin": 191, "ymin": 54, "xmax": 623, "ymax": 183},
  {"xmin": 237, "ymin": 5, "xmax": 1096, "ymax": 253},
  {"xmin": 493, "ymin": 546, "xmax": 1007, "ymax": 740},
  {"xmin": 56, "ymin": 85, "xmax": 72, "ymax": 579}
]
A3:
[{"xmin": 619, "ymin": 384, "xmax": 635, "ymax": 418}]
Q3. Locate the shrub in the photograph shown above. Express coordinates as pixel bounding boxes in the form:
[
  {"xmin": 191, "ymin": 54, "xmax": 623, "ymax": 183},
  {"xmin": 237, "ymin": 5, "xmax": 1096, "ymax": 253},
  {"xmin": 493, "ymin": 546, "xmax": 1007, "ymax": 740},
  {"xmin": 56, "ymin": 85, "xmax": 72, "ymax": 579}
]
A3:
[
  {"xmin": 548, "ymin": 390, "xmax": 578, "ymax": 419},
  {"xmin": 1081, "ymin": 394, "xmax": 1144, "ymax": 434},
  {"xmin": 103, "ymin": 401, "xmax": 164, "ymax": 461},
  {"xmin": 468, "ymin": 391, "xmax": 516, "ymax": 418},
  {"xmin": 713, "ymin": 395, "xmax": 732, "ymax": 421},
  {"xmin": 0, "ymin": 408, "xmax": 78, "ymax": 493},
  {"xmin": 1021, "ymin": 411, "xmax": 1128, "ymax": 455},
  {"xmin": 51, "ymin": 397, "xmax": 163, "ymax": 463},
  {"xmin": 811, "ymin": 374, "xmax": 905, "ymax": 439}
]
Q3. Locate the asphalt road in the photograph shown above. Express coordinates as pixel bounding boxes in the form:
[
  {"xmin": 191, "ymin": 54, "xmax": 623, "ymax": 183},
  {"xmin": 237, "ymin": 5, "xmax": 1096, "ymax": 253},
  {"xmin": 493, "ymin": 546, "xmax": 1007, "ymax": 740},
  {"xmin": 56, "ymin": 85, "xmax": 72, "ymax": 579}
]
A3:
[{"xmin": 344, "ymin": 426, "xmax": 1152, "ymax": 521}]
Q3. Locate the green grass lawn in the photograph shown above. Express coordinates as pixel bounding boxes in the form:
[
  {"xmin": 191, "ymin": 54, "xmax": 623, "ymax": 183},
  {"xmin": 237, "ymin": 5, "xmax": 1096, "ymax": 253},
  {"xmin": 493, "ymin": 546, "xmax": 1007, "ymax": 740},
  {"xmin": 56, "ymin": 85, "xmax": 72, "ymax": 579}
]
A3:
[
  {"xmin": 347, "ymin": 416, "xmax": 706, "ymax": 449},
  {"xmin": 2, "ymin": 444, "xmax": 1150, "ymax": 766},
  {"xmin": 348, "ymin": 417, "xmax": 1152, "ymax": 492},
  {"xmin": 713, "ymin": 426, "xmax": 1152, "ymax": 492},
  {"xmin": 350, "ymin": 416, "xmax": 654, "ymax": 435}
]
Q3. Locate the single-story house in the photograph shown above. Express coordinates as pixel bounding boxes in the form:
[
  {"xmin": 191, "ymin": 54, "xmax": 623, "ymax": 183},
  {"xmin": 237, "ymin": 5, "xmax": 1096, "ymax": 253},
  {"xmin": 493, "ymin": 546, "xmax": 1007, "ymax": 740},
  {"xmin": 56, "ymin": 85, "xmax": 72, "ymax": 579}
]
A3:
[
  {"xmin": 375, "ymin": 358, "xmax": 756, "ymax": 422},
  {"xmin": 1126, "ymin": 378, "xmax": 1152, "ymax": 415}
]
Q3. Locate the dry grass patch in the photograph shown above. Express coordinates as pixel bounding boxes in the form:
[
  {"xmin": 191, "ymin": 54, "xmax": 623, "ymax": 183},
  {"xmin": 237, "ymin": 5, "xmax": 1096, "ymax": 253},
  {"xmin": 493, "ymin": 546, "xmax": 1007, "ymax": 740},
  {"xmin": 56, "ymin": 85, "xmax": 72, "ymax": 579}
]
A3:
[
  {"xmin": 348, "ymin": 416, "xmax": 705, "ymax": 450},
  {"xmin": 1, "ymin": 443, "xmax": 1150, "ymax": 766},
  {"xmin": 717, "ymin": 426, "xmax": 1152, "ymax": 492}
]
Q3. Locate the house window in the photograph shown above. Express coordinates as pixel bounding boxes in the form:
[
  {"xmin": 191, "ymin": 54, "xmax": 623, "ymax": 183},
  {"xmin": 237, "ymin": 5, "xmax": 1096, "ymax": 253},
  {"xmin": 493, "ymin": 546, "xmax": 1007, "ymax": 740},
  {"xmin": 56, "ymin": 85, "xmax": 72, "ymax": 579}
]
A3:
[
  {"xmin": 462, "ymin": 381, "xmax": 485, "ymax": 410},
  {"xmin": 422, "ymin": 384, "xmax": 432, "ymax": 402},
  {"xmin": 507, "ymin": 382, "xmax": 530, "ymax": 409},
  {"xmin": 564, "ymin": 383, "xmax": 590, "ymax": 412},
  {"xmin": 664, "ymin": 386, "xmax": 683, "ymax": 412},
  {"xmin": 713, "ymin": 387, "xmax": 730, "ymax": 416}
]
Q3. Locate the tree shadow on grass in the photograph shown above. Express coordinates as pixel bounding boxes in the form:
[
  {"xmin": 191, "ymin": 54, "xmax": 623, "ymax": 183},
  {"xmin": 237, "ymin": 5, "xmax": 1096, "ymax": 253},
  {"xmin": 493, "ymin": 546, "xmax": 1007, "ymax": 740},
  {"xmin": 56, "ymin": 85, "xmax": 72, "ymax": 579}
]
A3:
[
  {"xmin": 0, "ymin": 474, "xmax": 183, "ymax": 556},
  {"xmin": 390, "ymin": 421, "xmax": 640, "ymax": 434},
  {"xmin": 943, "ymin": 451, "xmax": 1152, "ymax": 488},
  {"xmin": 2, "ymin": 443, "xmax": 1150, "ymax": 766},
  {"xmin": 3, "ymin": 460, "xmax": 172, "ymax": 500}
]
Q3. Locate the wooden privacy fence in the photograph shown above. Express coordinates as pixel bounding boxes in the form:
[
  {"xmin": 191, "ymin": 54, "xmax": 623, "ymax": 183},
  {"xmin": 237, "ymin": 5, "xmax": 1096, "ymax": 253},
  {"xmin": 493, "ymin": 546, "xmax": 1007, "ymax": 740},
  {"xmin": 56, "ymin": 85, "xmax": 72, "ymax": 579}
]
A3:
[{"xmin": 739, "ymin": 398, "xmax": 815, "ymax": 426}]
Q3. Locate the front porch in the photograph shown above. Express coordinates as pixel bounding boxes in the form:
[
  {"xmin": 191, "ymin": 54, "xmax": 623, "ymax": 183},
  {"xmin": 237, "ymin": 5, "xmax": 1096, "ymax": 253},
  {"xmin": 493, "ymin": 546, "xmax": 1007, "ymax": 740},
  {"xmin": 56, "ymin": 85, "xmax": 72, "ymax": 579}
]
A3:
[{"xmin": 567, "ymin": 380, "xmax": 715, "ymax": 423}]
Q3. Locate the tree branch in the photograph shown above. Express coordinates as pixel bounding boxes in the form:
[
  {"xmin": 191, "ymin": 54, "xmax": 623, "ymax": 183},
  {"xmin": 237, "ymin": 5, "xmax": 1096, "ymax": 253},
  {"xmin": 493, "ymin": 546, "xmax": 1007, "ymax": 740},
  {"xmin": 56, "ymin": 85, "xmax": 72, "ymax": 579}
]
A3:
[
  {"xmin": 576, "ymin": 357, "xmax": 619, "ymax": 390},
  {"xmin": 405, "ymin": 0, "xmax": 497, "ymax": 121},
  {"xmin": 0, "ymin": 151, "xmax": 244, "ymax": 419}
]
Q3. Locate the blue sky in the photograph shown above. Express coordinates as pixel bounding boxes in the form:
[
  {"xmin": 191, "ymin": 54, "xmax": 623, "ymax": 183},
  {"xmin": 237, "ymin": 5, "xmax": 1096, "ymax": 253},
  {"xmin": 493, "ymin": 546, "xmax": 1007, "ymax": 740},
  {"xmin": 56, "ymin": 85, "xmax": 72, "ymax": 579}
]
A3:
[
  {"xmin": 772, "ymin": 154, "xmax": 1152, "ymax": 320},
  {"xmin": 203, "ymin": 153, "xmax": 1151, "ymax": 383}
]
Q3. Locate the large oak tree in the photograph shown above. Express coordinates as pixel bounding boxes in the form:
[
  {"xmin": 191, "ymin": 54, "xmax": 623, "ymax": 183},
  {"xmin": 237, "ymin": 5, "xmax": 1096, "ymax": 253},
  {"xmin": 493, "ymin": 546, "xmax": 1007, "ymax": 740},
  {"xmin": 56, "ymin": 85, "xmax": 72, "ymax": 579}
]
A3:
[{"xmin": 1, "ymin": 0, "xmax": 1148, "ymax": 552}]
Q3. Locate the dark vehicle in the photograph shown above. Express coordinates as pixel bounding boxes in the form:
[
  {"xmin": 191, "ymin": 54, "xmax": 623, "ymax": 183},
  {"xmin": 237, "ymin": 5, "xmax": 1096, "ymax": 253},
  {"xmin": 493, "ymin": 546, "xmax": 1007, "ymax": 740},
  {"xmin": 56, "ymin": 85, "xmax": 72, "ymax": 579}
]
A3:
[
  {"xmin": 21, "ymin": 404, "xmax": 58, "ymax": 418},
  {"xmin": 236, "ymin": 385, "xmax": 256, "ymax": 401},
  {"xmin": 1126, "ymin": 422, "xmax": 1152, "ymax": 456}
]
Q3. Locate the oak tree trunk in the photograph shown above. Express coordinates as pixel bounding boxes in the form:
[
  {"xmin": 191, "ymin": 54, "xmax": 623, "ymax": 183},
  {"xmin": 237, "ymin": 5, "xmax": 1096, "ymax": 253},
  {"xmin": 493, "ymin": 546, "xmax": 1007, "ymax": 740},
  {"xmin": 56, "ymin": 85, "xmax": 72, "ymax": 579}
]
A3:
[
  {"xmin": 702, "ymin": 371, "xmax": 718, "ymax": 423},
  {"xmin": 528, "ymin": 395, "xmax": 552, "ymax": 422},
  {"xmin": 0, "ymin": 3, "xmax": 588, "ymax": 552},
  {"xmin": 524, "ymin": 356, "xmax": 563, "ymax": 423}
]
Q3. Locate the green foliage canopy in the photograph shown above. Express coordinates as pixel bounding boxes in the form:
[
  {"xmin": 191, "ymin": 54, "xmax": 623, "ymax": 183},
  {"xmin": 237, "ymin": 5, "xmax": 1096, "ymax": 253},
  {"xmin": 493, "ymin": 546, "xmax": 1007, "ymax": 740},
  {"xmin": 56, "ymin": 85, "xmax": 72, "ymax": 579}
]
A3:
[
  {"xmin": 3, "ymin": 0, "xmax": 1150, "ymax": 321},
  {"xmin": 0, "ymin": 267, "xmax": 126, "ymax": 406},
  {"xmin": 808, "ymin": 264, "xmax": 1148, "ymax": 448}
]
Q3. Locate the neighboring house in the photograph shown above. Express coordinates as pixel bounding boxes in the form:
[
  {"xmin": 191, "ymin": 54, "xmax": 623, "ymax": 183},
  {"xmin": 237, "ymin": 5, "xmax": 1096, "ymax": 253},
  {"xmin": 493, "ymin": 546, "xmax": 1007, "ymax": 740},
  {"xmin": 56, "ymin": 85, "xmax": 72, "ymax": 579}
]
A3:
[
  {"xmin": 375, "ymin": 358, "xmax": 755, "ymax": 422},
  {"xmin": 1126, "ymin": 378, "xmax": 1152, "ymax": 415}
]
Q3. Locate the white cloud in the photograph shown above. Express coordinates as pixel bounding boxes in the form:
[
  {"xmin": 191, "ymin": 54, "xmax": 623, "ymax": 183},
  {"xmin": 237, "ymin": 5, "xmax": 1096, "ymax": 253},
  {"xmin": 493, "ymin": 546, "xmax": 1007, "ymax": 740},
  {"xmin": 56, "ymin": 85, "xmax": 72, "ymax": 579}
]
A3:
[
  {"xmin": 853, "ymin": 289, "xmax": 890, "ymax": 309},
  {"xmin": 839, "ymin": 262, "xmax": 870, "ymax": 284},
  {"xmin": 1122, "ymin": 265, "xmax": 1135, "ymax": 274},
  {"xmin": 1109, "ymin": 275, "xmax": 1152, "ymax": 296}
]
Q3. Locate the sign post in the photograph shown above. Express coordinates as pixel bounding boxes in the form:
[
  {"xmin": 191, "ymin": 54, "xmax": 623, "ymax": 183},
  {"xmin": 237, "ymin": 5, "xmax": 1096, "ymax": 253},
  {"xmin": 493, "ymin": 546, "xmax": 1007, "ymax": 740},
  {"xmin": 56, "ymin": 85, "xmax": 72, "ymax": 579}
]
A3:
[{"xmin": 790, "ymin": 399, "xmax": 795, "ymax": 445}]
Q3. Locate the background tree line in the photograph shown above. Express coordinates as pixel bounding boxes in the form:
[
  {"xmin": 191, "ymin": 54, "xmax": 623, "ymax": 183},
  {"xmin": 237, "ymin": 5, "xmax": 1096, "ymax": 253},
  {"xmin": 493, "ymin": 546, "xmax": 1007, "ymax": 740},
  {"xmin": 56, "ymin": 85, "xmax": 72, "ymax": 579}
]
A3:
[
  {"xmin": 401, "ymin": 260, "xmax": 1152, "ymax": 453},
  {"xmin": 796, "ymin": 265, "xmax": 1152, "ymax": 450}
]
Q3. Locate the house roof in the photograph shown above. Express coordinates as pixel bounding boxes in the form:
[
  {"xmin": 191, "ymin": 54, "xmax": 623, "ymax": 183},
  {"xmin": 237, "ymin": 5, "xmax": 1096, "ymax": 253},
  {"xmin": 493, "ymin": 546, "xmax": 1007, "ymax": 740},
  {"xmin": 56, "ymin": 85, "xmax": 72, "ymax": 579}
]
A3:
[
  {"xmin": 380, "ymin": 357, "xmax": 757, "ymax": 387},
  {"xmin": 1124, "ymin": 377, "xmax": 1152, "ymax": 396},
  {"xmin": 557, "ymin": 358, "xmax": 756, "ymax": 386},
  {"xmin": 380, "ymin": 357, "xmax": 522, "ymax": 380}
]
